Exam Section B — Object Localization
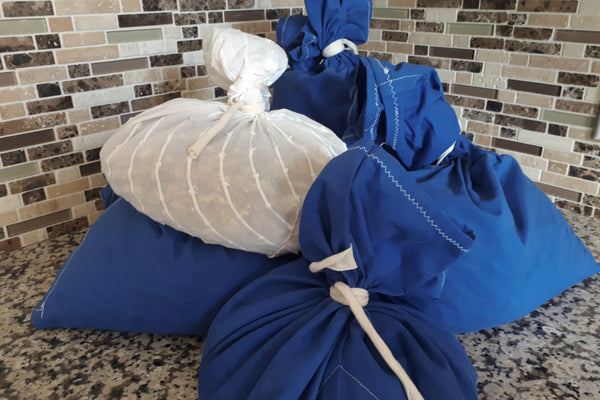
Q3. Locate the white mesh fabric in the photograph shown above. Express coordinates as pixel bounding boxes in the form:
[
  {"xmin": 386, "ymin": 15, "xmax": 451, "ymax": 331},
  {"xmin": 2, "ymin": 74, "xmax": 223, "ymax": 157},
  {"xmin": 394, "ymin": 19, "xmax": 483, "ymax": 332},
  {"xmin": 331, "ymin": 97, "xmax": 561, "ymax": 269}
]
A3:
[{"xmin": 100, "ymin": 28, "xmax": 347, "ymax": 257}]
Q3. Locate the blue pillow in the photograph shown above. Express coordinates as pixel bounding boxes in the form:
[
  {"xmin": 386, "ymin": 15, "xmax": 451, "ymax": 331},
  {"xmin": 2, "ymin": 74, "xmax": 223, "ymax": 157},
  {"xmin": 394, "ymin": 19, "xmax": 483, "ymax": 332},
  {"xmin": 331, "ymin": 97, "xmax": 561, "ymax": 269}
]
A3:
[{"xmin": 31, "ymin": 186, "xmax": 297, "ymax": 335}]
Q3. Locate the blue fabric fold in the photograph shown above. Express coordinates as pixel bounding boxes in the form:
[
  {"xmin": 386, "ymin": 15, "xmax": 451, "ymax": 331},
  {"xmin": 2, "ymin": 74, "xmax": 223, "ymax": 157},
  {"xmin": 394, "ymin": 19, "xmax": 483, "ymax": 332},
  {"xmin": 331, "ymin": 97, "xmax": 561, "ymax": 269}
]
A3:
[{"xmin": 197, "ymin": 141, "xmax": 478, "ymax": 399}]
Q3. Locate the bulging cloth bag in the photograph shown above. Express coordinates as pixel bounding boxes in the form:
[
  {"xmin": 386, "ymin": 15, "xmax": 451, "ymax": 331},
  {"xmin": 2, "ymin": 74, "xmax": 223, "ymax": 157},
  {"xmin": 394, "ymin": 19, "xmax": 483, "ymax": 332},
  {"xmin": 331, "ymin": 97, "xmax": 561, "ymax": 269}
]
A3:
[
  {"xmin": 197, "ymin": 140, "xmax": 478, "ymax": 400},
  {"xmin": 100, "ymin": 28, "xmax": 346, "ymax": 257}
]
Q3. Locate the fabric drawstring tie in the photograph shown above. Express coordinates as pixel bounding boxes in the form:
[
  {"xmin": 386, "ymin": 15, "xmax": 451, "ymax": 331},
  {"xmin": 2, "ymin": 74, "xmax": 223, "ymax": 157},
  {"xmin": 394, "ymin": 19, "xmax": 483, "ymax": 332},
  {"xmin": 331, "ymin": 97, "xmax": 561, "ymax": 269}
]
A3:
[
  {"xmin": 310, "ymin": 246, "xmax": 425, "ymax": 400},
  {"xmin": 322, "ymin": 38, "xmax": 359, "ymax": 58},
  {"xmin": 188, "ymin": 101, "xmax": 265, "ymax": 159}
]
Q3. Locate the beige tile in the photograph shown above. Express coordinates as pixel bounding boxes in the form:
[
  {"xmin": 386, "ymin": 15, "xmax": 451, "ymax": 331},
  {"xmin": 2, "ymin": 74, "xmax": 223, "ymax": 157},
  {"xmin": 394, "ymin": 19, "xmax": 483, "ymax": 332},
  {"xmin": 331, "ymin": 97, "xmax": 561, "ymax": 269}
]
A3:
[
  {"xmin": 0, "ymin": 195, "xmax": 22, "ymax": 214},
  {"xmin": 161, "ymin": 66, "xmax": 181, "ymax": 81},
  {"xmin": 187, "ymin": 76, "xmax": 211, "ymax": 90},
  {"xmin": 359, "ymin": 41, "xmax": 387, "ymax": 52},
  {"xmin": 17, "ymin": 66, "xmax": 68, "ymax": 84},
  {"xmin": 501, "ymin": 65, "xmax": 557, "ymax": 83},
  {"xmin": 271, "ymin": 0, "xmax": 303, "ymax": 6},
  {"xmin": 497, "ymin": 90, "xmax": 516, "ymax": 103},
  {"xmin": 232, "ymin": 21, "xmax": 272, "ymax": 34},
  {"xmin": 509, "ymin": 53, "xmax": 529, "ymax": 66},
  {"xmin": 54, "ymin": 0, "xmax": 120, "ymax": 15},
  {"xmin": 79, "ymin": 116, "xmax": 120, "ymax": 136},
  {"xmin": 368, "ymin": 30, "xmax": 382, "ymax": 42},
  {"xmin": 0, "ymin": 210, "xmax": 19, "ymax": 226},
  {"xmin": 452, "ymin": 35, "xmax": 470, "ymax": 48},
  {"xmin": 88, "ymin": 173, "xmax": 107, "ymax": 188},
  {"xmin": 48, "ymin": 16, "xmax": 74, "ymax": 32},
  {"xmin": 391, "ymin": 53, "xmax": 409, "ymax": 64},
  {"xmin": 0, "ymin": 103, "xmax": 26, "ymax": 120},
  {"xmin": 409, "ymin": 32, "xmax": 452, "ymax": 46},
  {"xmin": 579, "ymin": 0, "xmax": 600, "ymax": 15},
  {"xmin": 120, "ymin": 0, "xmax": 142, "ymax": 12},
  {"xmin": 583, "ymin": 87, "xmax": 600, "ymax": 103},
  {"xmin": 73, "ymin": 201, "xmax": 98, "ymax": 219},
  {"xmin": 592, "ymin": 61, "xmax": 600, "ymax": 74},
  {"xmin": 373, "ymin": 0, "xmax": 388, "ymax": 7},
  {"xmin": 568, "ymin": 127, "xmax": 595, "ymax": 141},
  {"xmin": 515, "ymin": 92, "xmax": 554, "ymax": 108},
  {"xmin": 0, "ymin": 86, "xmax": 37, "ymax": 103},
  {"xmin": 425, "ymin": 8, "xmax": 457, "ymax": 22},
  {"xmin": 122, "ymin": 69, "xmax": 161, "ymax": 85},
  {"xmin": 467, "ymin": 120, "xmax": 493, "ymax": 135},
  {"xmin": 521, "ymin": 166, "xmax": 542, "ymax": 182},
  {"xmin": 543, "ymin": 148, "xmax": 583, "ymax": 164},
  {"xmin": 475, "ymin": 49, "xmax": 510, "ymax": 63},
  {"xmin": 55, "ymin": 166, "xmax": 81, "ymax": 184},
  {"xmin": 541, "ymin": 171, "xmax": 599, "ymax": 194},
  {"xmin": 400, "ymin": 20, "xmax": 415, "ymax": 31},
  {"xmin": 18, "ymin": 192, "xmax": 84, "ymax": 220},
  {"xmin": 20, "ymin": 228, "xmax": 48, "ymax": 246},
  {"xmin": 389, "ymin": 0, "xmax": 416, "ymax": 6},
  {"xmin": 473, "ymin": 134, "xmax": 492, "ymax": 147},
  {"xmin": 46, "ymin": 178, "xmax": 90, "ymax": 198},
  {"xmin": 561, "ymin": 42, "xmax": 585, "ymax": 58},
  {"xmin": 62, "ymin": 32, "xmax": 106, "ymax": 48},
  {"xmin": 73, "ymin": 15, "xmax": 119, "ymax": 31},
  {"xmin": 182, "ymin": 88, "xmax": 215, "ymax": 100},
  {"xmin": 547, "ymin": 161, "xmax": 568, "ymax": 175},
  {"xmin": 455, "ymin": 72, "xmax": 473, "ymax": 85},
  {"xmin": 528, "ymin": 13, "xmax": 569, "ymax": 28},
  {"xmin": 68, "ymin": 108, "xmax": 91, "ymax": 124},
  {"xmin": 55, "ymin": 45, "xmax": 119, "ymax": 63},
  {"xmin": 496, "ymin": 148, "xmax": 548, "ymax": 170},
  {"xmin": 529, "ymin": 55, "xmax": 590, "ymax": 72},
  {"xmin": 520, "ymin": 129, "xmax": 574, "ymax": 151},
  {"xmin": 570, "ymin": 15, "xmax": 598, "ymax": 30},
  {"xmin": 87, "ymin": 210, "xmax": 104, "ymax": 226},
  {"xmin": 386, "ymin": 42, "xmax": 413, "ymax": 54}
]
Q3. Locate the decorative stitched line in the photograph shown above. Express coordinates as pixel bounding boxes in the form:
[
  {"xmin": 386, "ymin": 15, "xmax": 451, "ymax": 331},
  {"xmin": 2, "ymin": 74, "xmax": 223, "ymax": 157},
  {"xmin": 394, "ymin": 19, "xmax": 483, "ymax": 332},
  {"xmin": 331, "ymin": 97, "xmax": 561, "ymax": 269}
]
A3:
[
  {"xmin": 319, "ymin": 365, "xmax": 380, "ymax": 400},
  {"xmin": 374, "ymin": 59, "xmax": 400, "ymax": 150},
  {"xmin": 351, "ymin": 146, "xmax": 470, "ymax": 253},
  {"xmin": 278, "ymin": 17, "xmax": 289, "ymax": 48}
]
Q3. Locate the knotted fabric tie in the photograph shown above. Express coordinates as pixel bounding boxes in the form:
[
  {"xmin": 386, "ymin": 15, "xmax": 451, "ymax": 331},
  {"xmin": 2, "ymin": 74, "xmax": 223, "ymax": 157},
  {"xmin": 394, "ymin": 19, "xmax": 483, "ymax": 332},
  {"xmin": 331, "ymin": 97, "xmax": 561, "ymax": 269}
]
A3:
[
  {"xmin": 322, "ymin": 38, "xmax": 359, "ymax": 58},
  {"xmin": 188, "ymin": 101, "xmax": 265, "ymax": 159},
  {"xmin": 310, "ymin": 245, "xmax": 425, "ymax": 400}
]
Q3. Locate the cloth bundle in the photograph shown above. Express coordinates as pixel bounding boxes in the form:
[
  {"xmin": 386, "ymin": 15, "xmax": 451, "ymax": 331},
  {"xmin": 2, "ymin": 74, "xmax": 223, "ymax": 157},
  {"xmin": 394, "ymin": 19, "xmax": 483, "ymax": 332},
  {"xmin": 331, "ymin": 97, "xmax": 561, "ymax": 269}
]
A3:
[{"xmin": 100, "ymin": 28, "xmax": 346, "ymax": 257}]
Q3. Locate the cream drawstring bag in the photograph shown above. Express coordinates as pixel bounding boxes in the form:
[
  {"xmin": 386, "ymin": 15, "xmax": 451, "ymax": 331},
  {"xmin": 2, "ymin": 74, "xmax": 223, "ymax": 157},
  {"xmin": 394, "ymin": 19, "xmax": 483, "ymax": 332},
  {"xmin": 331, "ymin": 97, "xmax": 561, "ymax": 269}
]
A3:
[{"xmin": 100, "ymin": 28, "xmax": 347, "ymax": 257}]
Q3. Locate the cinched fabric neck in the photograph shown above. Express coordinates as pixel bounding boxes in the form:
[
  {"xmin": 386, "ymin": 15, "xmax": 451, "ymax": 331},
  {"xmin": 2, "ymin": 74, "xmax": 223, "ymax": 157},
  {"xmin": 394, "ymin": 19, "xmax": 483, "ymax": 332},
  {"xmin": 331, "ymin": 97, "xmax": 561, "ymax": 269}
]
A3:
[
  {"xmin": 322, "ymin": 38, "xmax": 359, "ymax": 58},
  {"xmin": 310, "ymin": 245, "xmax": 425, "ymax": 400}
]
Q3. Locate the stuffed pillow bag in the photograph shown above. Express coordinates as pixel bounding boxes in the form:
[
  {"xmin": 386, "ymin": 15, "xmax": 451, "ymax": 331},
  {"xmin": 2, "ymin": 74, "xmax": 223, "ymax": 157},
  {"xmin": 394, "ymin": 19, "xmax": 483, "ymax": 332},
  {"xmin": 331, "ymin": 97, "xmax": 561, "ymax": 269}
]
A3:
[{"xmin": 100, "ymin": 28, "xmax": 346, "ymax": 257}]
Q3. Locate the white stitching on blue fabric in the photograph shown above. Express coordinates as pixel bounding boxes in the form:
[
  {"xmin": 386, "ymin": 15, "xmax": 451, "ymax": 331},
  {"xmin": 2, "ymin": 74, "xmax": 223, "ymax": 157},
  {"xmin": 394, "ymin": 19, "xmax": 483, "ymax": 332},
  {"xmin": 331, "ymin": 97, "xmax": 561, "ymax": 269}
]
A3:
[
  {"xmin": 278, "ymin": 17, "xmax": 289, "ymax": 47},
  {"xmin": 319, "ymin": 365, "xmax": 380, "ymax": 399},
  {"xmin": 351, "ymin": 145, "xmax": 470, "ymax": 253},
  {"xmin": 364, "ymin": 79, "xmax": 382, "ymax": 141},
  {"xmin": 374, "ymin": 59, "xmax": 401, "ymax": 150},
  {"xmin": 377, "ymin": 74, "xmax": 422, "ymax": 88}
]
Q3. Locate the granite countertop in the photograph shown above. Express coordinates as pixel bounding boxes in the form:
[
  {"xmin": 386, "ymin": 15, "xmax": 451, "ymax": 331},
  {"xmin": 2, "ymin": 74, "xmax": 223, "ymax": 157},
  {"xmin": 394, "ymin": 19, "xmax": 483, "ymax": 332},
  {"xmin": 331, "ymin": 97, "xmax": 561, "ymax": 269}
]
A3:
[{"xmin": 1, "ymin": 210, "xmax": 599, "ymax": 399}]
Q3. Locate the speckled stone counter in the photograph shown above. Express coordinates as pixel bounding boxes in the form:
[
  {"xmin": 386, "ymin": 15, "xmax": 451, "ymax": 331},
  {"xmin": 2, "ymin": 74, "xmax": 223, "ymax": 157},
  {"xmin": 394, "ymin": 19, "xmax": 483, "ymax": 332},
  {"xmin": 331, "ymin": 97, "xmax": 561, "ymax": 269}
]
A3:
[{"xmin": 1, "ymin": 211, "xmax": 599, "ymax": 399}]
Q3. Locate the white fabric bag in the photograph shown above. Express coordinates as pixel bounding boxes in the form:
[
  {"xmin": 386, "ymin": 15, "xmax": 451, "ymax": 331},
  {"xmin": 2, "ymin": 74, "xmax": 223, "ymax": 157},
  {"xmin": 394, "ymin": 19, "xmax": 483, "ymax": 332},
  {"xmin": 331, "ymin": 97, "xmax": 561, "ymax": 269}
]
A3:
[{"xmin": 100, "ymin": 28, "xmax": 347, "ymax": 257}]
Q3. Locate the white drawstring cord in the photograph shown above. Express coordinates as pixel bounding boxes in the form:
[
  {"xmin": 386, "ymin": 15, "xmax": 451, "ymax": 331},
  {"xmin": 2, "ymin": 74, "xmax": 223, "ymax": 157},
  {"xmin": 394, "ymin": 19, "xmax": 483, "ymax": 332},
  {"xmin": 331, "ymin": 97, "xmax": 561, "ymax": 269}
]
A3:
[{"xmin": 322, "ymin": 38, "xmax": 359, "ymax": 58}]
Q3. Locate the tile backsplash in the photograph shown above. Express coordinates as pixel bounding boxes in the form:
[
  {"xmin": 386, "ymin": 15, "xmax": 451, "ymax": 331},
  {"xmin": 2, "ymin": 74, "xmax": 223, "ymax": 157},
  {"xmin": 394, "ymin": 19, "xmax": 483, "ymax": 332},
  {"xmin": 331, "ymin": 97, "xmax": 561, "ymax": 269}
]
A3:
[{"xmin": 1, "ymin": 0, "xmax": 599, "ymax": 253}]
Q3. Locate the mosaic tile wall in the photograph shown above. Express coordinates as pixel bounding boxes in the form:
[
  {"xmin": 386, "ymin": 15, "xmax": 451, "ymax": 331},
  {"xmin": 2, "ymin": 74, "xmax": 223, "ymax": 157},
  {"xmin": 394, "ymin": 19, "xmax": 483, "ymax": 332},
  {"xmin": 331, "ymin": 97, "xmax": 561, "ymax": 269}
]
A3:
[{"xmin": 1, "ymin": 0, "xmax": 599, "ymax": 253}]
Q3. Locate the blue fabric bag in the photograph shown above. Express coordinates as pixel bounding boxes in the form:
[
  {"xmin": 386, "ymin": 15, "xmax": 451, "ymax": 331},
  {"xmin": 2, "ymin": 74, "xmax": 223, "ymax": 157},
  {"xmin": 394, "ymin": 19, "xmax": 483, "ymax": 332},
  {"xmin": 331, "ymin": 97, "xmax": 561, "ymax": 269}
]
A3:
[
  {"xmin": 31, "ymin": 186, "xmax": 297, "ymax": 335},
  {"xmin": 197, "ymin": 141, "xmax": 478, "ymax": 399}
]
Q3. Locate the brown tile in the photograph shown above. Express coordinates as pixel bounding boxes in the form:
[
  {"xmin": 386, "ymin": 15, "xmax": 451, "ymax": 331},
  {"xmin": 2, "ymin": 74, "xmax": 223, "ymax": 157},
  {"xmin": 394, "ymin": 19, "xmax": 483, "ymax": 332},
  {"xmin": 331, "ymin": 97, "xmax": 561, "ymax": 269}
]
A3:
[
  {"xmin": 22, "ymin": 188, "xmax": 46, "ymax": 205},
  {"xmin": 569, "ymin": 166, "xmax": 599, "ymax": 182},
  {"xmin": 1, "ymin": 149, "xmax": 27, "ymax": 166},
  {"xmin": 91, "ymin": 58, "xmax": 148, "ymax": 75},
  {"xmin": 131, "ymin": 92, "xmax": 180, "ymax": 111},
  {"xmin": 500, "ymin": 127, "xmax": 517, "ymax": 138},
  {"xmin": 2, "ymin": 1, "xmax": 54, "ymax": 17},
  {"xmin": 134, "ymin": 84, "xmax": 152, "ymax": 97},
  {"xmin": 407, "ymin": 56, "xmax": 450, "ymax": 70},
  {"xmin": 68, "ymin": 63, "xmax": 90, "ymax": 78},
  {"xmin": 517, "ymin": 0, "xmax": 578, "ymax": 12},
  {"xmin": 94, "ymin": 198, "xmax": 105, "ymax": 211},
  {"xmin": 26, "ymin": 96, "xmax": 73, "ymax": 115},
  {"xmin": 46, "ymin": 216, "xmax": 89, "ymax": 238},
  {"xmin": 56, "ymin": 125, "xmax": 78, "ymax": 139},
  {"xmin": 486, "ymin": 100, "xmax": 503, "ymax": 112},
  {"xmin": 547, "ymin": 161, "xmax": 568, "ymax": 175},
  {"xmin": 266, "ymin": 8, "xmax": 290, "ymax": 20},
  {"xmin": 414, "ymin": 45, "xmax": 428, "ymax": 55},
  {"xmin": 411, "ymin": 9, "xmax": 425, "ymax": 20},
  {"xmin": 0, "ymin": 71, "xmax": 17, "ymax": 87},
  {"xmin": 224, "ymin": 9, "xmax": 264, "ymax": 22},
  {"xmin": 62, "ymin": 74, "xmax": 124, "ymax": 93},
  {"xmin": 505, "ymin": 40, "xmax": 561, "ymax": 54},
  {"xmin": 120, "ymin": 112, "xmax": 142, "ymax": 124},
  {"xmin": 382, "ymin": 31, "xmax": 409, "ymax": 42},
  {"xmin": 180, "ymin": 0, "xmax": 225, "ymax": 10},
  {"xmin": 91, "ymin": 101, "xmax": 131, "ymax": 119},
  {"xmin": 494, "ymin": 114, "xmax": 547, "ymax": 132},
  {"xmin": 4, "ymin": 51, "xmax": 55, "ymax": 69},
  {"xmin": 0, "ymin": 37, "xmax": 35, "ymax": 53},
  {"xmin": 585, "ymin": 45, "xmax": 600, "ymax": 59},
  {"xmin": 0, "ymin": 113, "xmax": 66, "ymax": 137},
  {"xmin": 558, "ymin": 72, "xmax": 599, "ymax": 88},
  {"xmin": 430, "ymin": 46, "xmax": 474, "ymax": 60},
  {"xmin": 180, "ymin": 66, "xmax": 196, "ymax": 78},
  {"xmin": 8, "ymin": 172, "xmax": 56, "ymax": 194},
  {"xmin": 503, "ymin": 104, "xmax": 538, "ymax": 118},
  {"xmin": 417, "ymin": 0, "xmax": 460, "ymax": 6},
  {"xmin": 27, "ymin": 140, "xmax": 73, "ymax": 160},
  {"xmin": 555, "ymin": 99, "xmax": 598, "ymax": 115},
  {"xmin": 0, "ymin": 238, "xmax": 21, "ymax": 253},
  {"xmin": 85, "ymin": 187, "xmax": 101, "ymax": 201},
  {"xmin": 481, "ymin": 0, "xmax": 516, "ymax": 8},
  {"xmin": 177, "ymin": 39, "xmax": 203, "ymax": 52},
  {"xmin": 458, "ymin": 11, "xmax": 507, "ymax": 23},
  {"xmin": 451, "ymin": 60, "xmax": 483, "ymax": 73},
  {"xmin": 507, "ymin": 79, "xmax": 561, "ymax": 96},
  {"xmin": 40, "ymin": 153, "xmax": 84, "ymax": 172},
  {"xmin": 142, "ymin": 0, "xmax": 177, "ymax": 11},
  {"xmin": 369, "ymin": 52, "xmax": 393, "ymax": 63},
  {"xmin": 583, "ymin": 156, "xmax": 600, "ymax": 171},
  {"xmin": 118, "ymin": 12, "xmax": 173, "ymax": 27},
  {"xmin": 562, "ymin": 86, "xmax": 584, "ymax": 100},
  {"xmin": 463, "ymin": 109, "xmax": 494, "ymax": 123},
  {"xmin": 445, "ymin": 95, "xmax": 486, "ymax": 109},
  {"xmin": 153, "ymin": 79, "xmax": 186, "ymax": 94},
  {"xmin": 208, "ymin": 11, "xmax": 223, "ymax": 23},
  {"xmin": 513, "ymin": 27, "xmax": 552, "ymax": 40},
  {"xmin": 583, "ymin": 193, "xmax": 600, "ymax": 208},
  {"xmin": 416, "ymin": 22, "xmax": 444, "ymax": 33},
  {"xmin": 471, "ymin": 37, "xmax": 504, "ymax": 49},
  {"xmin": 492, "ymin": 137, "xmax": 543, "ymax": 156},
  {"xmin": 7, "ymin": 208, "xmax": 72, "ymax": 237},
  {"xmin": 182, "ymin": 27, "xmax": 198, "ymax": 38},
  {"xmin": 495, "ymin": 25, "xmax": 513, "ymax": 37},
  {"xmin": 35, "ymin": 34, "xmax": 61, "ymax": 49},
  {"xmin": 228, "ymin": 0, "xmax": 254, "ymax": 8},
  {"xmin": 556, "ymin": 30, "xmax": 600, "ymax": 45},
  {"xmin": 0, "ymin": 184, "xmax": 6, "ymax": 197},
  {"xmin": 370, "ymin": 19, "xmax": 400, "ymax": 30},
  {"xmin": 149, "ymin": 54, "xmax": 183, "ymax": 67},
  {"xmin": 46, "ymin": 178, "xmax": 89, "ymax": 198},
  {"xmin": 79, "ymin": 161, "xmax": 101, "ymax": 177},
  {"xmin": 548, "ymin": 124, "xmax": 567, "ymax": 136},
  {"xmin": 463, "ymin": 0, "xmax": 479, "ymax": 7},
  {"xmin": 36, "ymin": 82, "xmax": 61, "ymax": 98},
  {"xmin": 575, "ymin": 141, "xmax": 600, "ymax": 157},
  {"xmin": 85, "ymin": 148, "xmax": 101, "ymax": 162},
  {"xmin": 536, "ymin": 182, "xmax": 582, "ymax": 202},
  {"xmin": 174, "ymin": 12, "xmax": 207, "ymax": 25},
  {"xmin": 452, "ymin": 83, "xmax": 498, "ymax": 99}
]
